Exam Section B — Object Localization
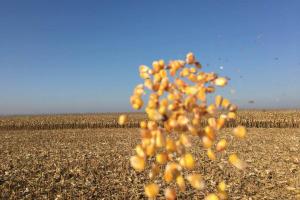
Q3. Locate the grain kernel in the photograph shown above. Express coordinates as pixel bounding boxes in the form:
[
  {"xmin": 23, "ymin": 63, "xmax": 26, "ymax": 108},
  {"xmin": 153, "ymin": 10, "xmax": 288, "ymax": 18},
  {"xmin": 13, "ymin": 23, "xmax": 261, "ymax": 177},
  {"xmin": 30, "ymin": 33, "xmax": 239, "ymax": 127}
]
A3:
[
  {"xmin": 187, "ymin": 173, "xmax": 205, "ymax": 190},
  {"xmin": 118, "ymin": 114, "xmax": 127, "ymax": 125},
  {"xmin": 180, "ymin": 153, "xmax": 195, "ymax": 169},
  {"xmin": 227, "ymin": 112, "xmax": 236, "ymax": 119},
  {"xmin": 218, "ymin": 181, "xmax": 227, "ymax": 192},
  {"xmin": 202, "ymin": 136, "xmax": 213, "ymax": 149},
  {"xmin": 144, "ymin": 183, "xmax": 159, "ymax": 198},
  {"xmin": 228, "ymin": 153, "xmax": 246, "ymax": 170},
  {"xmin": 130, "ymin": 156, "xmax": 145, "ymax": 171},
  {"xmin": 176, "ymin": 175, "xmax": 186, "ymax": 191},
  {"xmin": 207, "ymin": 148, "xmax": 216, "ymax": 160},
  {"xmin": 221, "ymin": 98, "xmax": 230, "ymax": 109},
  {"xmin": 149, "ymin": 164, "xmax": 160, "ymax": 179},
  {"xmin": 233, "ymin": 125, "xmax": 246, "ymax": 138},
  {"xmin": 205, "ymin": 193, "xmax": 219, "ymax": 200},
  {"xmin": 186, "ymin": 52, "xmax": 196, "ymax": 64},
  {"xmin": 204, "ymin": 126, "xmax": 216, "ymax": 140},
  {"xmin": 156, "ymin": 152, "xmax": 168, "ymax": 164},
  {"xmin": 135, "ymin": 144, "xmax": 146, "ymax": 158},
  {"xmin": 165, "ymin": 187, "xmax": 176, "ymax": 200},
  {"xmin": 216, "ymin": 139, "xmax": 227, "ymax": 152},
  {"xmin": 166, "ymin": 138, "xmax": 177, "ymax": 152},
  {"xmin": 215, "ymin": 95, "xmax": 223, "ymax": 107},
  {"xmin": 214, "ymin": 77, "xmax": 228, "ymax": 87}
]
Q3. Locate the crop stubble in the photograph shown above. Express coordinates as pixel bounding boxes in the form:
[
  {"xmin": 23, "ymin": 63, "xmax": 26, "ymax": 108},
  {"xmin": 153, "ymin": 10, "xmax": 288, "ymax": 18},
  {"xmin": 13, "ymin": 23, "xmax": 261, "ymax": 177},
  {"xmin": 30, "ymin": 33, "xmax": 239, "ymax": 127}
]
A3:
[{"xmin": 0, "ymin": 126, "xmax": 299, "ymax": 199}]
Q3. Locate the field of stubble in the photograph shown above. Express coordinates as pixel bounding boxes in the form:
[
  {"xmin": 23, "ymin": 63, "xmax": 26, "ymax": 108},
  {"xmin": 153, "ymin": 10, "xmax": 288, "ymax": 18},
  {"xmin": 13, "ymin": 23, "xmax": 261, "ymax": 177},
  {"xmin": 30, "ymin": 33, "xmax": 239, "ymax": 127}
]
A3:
[{"xmin": 0, "ymin": 112, "xmax": 300, "ymax": 200}]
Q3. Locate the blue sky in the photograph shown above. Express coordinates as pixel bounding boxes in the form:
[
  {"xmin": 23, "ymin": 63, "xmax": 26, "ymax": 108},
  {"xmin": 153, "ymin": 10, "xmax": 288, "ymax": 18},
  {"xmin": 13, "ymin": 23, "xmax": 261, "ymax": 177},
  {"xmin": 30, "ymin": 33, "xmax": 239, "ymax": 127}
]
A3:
[{"xmin": 0, "ymin": 1, "xmax": 299, "ymax": 115}]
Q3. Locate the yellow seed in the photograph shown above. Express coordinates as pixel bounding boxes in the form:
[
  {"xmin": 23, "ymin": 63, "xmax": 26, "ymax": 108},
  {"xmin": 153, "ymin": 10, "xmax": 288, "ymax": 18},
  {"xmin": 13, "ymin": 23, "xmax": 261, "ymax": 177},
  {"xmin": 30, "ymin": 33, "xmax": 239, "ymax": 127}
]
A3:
[
  {"xmin": 144, "ymin": 78, "xmax": 153, "ymax": 90},
  {"xmin": 208, "ymin": 117, "xmax": 217, "ymax": 129},
  {"xmin": 187, "ymin": 173, "xmax": 205, "ymax": 190},
  {"xmin": 156, "ymin": 152, "xmax": 168, "ymax": 164},
  {"xmin": 179, "ymin": 134, "xmax": 191, "ymax": 147},
  {"xmin": 233, "ymin": 126, "xmax": 246, "ymax": 139},
  {"xmin": 218, "ymin": 181, "xmax": 227, "ymax": 192},
  {"xmin": 206, "ymin": 86, "xmax": 215, "ymax": 93},
  {"xmin": 204, "ymin": 126, "xmax": 216, "ymax": 140},
  {"xmin": 144, "ymin": 183, "xmax": 159, "ymax": 199},
  {"xmin": 149, "ymin": 164, "xmax": 160, "ymax": 179},
  {"xmin": 215, "ymin": 77, "xmax": 228, "ymax": 87},
  {"xmin": 158, "ymin": 106, "xmax": 167, "ymax": 115},
  {"xmin": 180, "ymin": 68, "xmax": 190, "ymax": 77},
  {"xmin": 197, "ymin": 88, "xmax": 206, "ymax": 102},
  {"xmin": 205, "ymin": 193, "xmax": 219, "ymax": 200},
  {"xmin": 180, "ymin": 153, "xmax": 195, "ymax": 169},
  {"xmin": 140, "ymin": 129, "xmax": 151, "ymax": 139},
  {"xmin": 147, "ymin": 109, "xmax": 163, "ymax": 121},
  {"xmin": 229, "ymin": 104, "xmax": 237, "ymax": 112},
  {"xmin": 217, "ymin": 118, "xmax": 226, "ymax": 130},
  {"xmin": 130, "ymin": 156, "xmax": 145, "ymax": 171},
  {"xmin": 175, "ymin": 140, "xmax": 185, "ymax": 154},
  {"xmin": 186, "ymin": 52, "xmax": 196, "ymax": 64},
  {"xmin": 189, "ymin": 67, "xmax": 197, "ymax": 73},
  {"xmin": 207, "ymin": 148, "xmax": 216, "ymax": 160},
  {"xmin": 140, "ymin": 121, "xmax": 147, "ymax": 129},
  {"xmin": 227, "ymin": 112, "xmax": 236, "ymax": 119},
  {"xmin": 197, "ymin": 73, "xmax": 206, "ymax": 81},
  {"xmin": 160, "ymin": 79, "xmax": 169, "ymax": 91},
  {"xmin": 206, "ymin": 72, "xmax": 217, "ymax": 81},
  {"xmin": 217, "ymin": 192, "xmax": 228, "ymax": 200},
  {"xmin": 118, "ymin": 114, "xmax": 127, "ymax": 125},
  {"xmin": 160, "ymin": 98, "xmax": 168, "ymax": 106},
  {"xmin": 155, "ymin": 130, "xmax": 166, "ymax": 147},
  {"xmin": 170, "ymin": 68, "xmax": 177, "ymax": 76},
  {"xmin": 175, "ymin": 78, "xmax": 187, "ymax": 88},
  {"xmin": 140, "ymin": 72, "xmax": 150, "ymax": 79},
  {"xmin": 202, "ymin": 136, "xmax": 213, "ymax": 149},
  {"xmin": 207, "ymin": 104, "xmax": 216, "ymax": 115},
  {"xmin": 160, "ymin": 69, "xmax": 167, "ymax": 78},
  {"xmin": 186, "ymin": 86, "xmax": 198, "ymax": 95},
  {"xmin": 165, "ymin": 187, "xmax": 176, "ymax": 200},
  {"xmin": 146, "ymin": 144, "xmax": 156, "ymax": 157},
  {"xmin": 188, "ymin": 124, "xmax": 199, "ymax": 136},
  {"xmin": 176, "ymin": 175, "xmax": 186, "ymax": 192},
  {"xmin": 132, "ymin": 98, "xmax": 143, "ymax": 110},
  {"xmin": 139, "ymin": 65, "xmax": 150, "ymax": 74},
  {"xmin": 188, "ymin": 73, "xmax": 197, "ymax": 82},
  {"xmin": 221, "ymin": 98, "xmax": 230, "ymax": 109},
  {"xmin": 215, "ymin": 95, "xmax": 223, "ymax": 107},
  {"xmin": 158, "ymin": 59, "xmax": 165, "ymax": 68},
  {"xmin": 228, "ymin": 153, "xmax": 246, "ymax": 170},
  {"xmin": 152, "ymin": 60, "xmax": 161, "ymax": 72},
  {"xmin": 147, "ymin": 121, "xmax": 158, "ymax": 130},
  {"xmin": 195, "ymin": 61, "xmax": 202, "ymax": 68},
  {"xmin": 164, "ymin": 170, "xmax": 173, "ymax": 183},
  {"xmin": 216, "ymin": 139, "xmax": 227, "ymax": 152},
  {"xmin": 166, "ymin": 138, "xmax": 177, "ymax": 152},
  {"xmin": 177, "ymin": 115, "xmax": 189, "ymax": 126},
  {"xmin": 164, "ymin": 162, "xmax": 180, "ymax": 183},
  {"xmin": 135, "ymin": 144, "xmax": 146, "ymax": 158},
  {"xmin": 153, "ymin": 73, "xmax": 162, "ymax": 83},
  {"xmin": 192, "ymin": 117, "xmax": 200, "ymax": 126}
]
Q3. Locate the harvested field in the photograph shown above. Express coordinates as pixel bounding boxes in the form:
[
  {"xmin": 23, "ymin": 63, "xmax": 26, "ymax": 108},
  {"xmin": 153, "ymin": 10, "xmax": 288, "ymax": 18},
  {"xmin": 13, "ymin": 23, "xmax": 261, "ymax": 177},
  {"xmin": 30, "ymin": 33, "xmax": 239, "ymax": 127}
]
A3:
[
  {"xmin": 0, "ymin": 126, "xmax": 299, "ymax": 199},
  {"xmin": 0, "ymin": 110, "xmax": 300, "ymax": 130}
]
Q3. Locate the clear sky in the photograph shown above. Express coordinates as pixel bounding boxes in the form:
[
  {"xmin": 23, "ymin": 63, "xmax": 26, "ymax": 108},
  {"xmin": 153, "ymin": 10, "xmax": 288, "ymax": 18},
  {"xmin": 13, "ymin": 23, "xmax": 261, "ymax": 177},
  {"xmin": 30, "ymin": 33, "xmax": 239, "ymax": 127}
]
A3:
[{"xmin": 0, "ymin": 0, "xmax": 299, "ymax": 115}]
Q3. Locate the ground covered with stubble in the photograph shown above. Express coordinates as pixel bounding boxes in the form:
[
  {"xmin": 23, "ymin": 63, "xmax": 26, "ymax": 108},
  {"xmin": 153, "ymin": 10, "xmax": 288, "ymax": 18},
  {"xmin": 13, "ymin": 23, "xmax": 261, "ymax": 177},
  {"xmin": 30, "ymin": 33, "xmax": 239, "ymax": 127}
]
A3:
[{"xmin": 0, "ymin": 127, "xmax": 299, "ymax": 200}]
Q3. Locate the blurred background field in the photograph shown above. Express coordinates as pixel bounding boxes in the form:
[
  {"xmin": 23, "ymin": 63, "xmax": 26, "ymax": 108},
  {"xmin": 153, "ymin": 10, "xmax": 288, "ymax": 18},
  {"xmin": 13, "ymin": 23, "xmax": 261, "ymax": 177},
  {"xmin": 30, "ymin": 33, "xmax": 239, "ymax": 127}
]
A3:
[{"xmin": 0, "ymin": 110, "xmax": 299, "ymax": 130}]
